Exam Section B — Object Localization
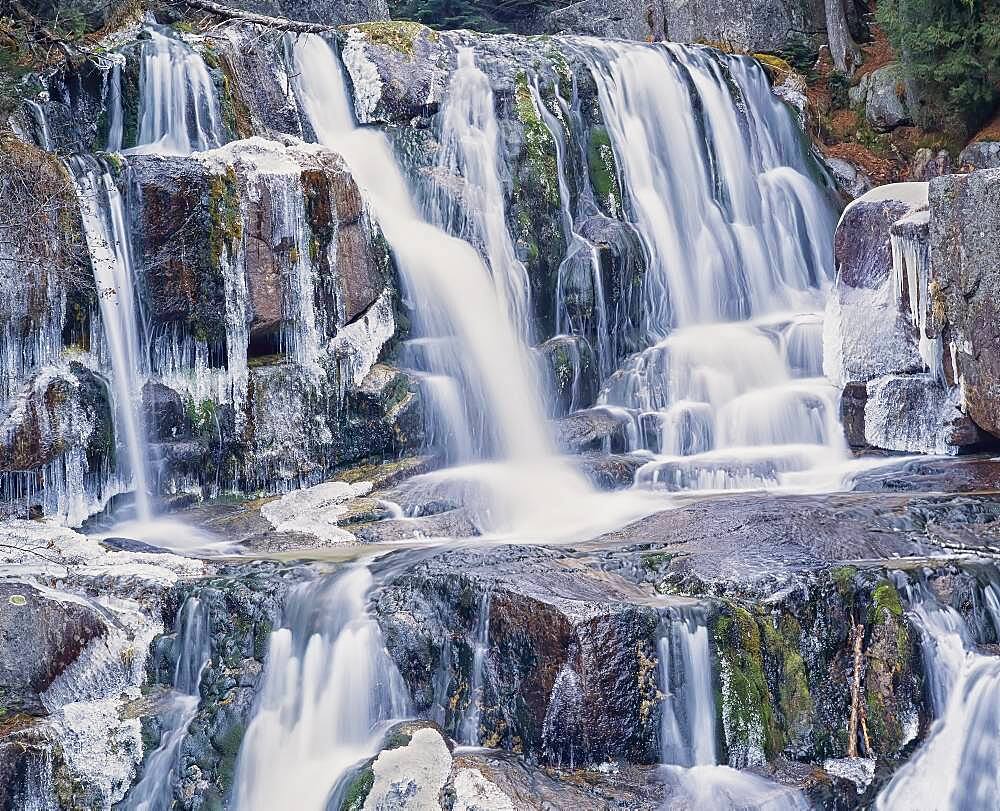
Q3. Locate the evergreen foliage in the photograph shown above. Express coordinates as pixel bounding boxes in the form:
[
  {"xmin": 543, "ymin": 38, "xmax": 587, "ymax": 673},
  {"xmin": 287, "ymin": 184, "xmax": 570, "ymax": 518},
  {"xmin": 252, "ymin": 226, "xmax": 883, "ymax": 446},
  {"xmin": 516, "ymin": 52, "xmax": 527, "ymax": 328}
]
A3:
[
  {"xmin": 877, "ymin": 0, "xmax": 1000, "ymax": 130},
  {"xmin": 388, "ymin": 0, "xmax": 567, "ymax": 33}
]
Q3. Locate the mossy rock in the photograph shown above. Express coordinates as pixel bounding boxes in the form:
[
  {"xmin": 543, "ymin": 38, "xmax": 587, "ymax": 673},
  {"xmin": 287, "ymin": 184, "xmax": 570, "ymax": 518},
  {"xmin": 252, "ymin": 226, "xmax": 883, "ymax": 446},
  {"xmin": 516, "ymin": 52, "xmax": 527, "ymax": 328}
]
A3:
[{"xmin": 341, "ymin": 21, "xmax": 438, "ymax": 57}]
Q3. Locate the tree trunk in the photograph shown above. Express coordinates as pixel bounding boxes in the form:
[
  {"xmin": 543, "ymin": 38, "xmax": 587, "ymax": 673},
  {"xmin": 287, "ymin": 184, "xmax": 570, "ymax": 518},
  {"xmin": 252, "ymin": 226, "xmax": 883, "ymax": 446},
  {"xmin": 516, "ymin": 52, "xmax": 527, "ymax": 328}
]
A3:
[{"xmin": 825, "ymin": 0, "xmax": 862, "ymax": 75}]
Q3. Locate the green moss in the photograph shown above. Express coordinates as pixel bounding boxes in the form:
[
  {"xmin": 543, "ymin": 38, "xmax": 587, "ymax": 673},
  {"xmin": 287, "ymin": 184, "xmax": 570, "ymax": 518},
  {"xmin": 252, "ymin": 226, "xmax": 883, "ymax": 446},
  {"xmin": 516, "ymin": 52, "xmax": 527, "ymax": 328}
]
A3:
[
  {"xmin": 587, "ymin": 127, "xmax": 620, "ymax": 216},
  {"xmin": 714, "ymin": 603, "xmax": 778, "ymax": 763},
  {"xmin": 213, "ymin": 722, "xmax": 246, "ymax": 788},
  {"xmin": 831, "ymin": 565, "xmax": 858, "ymax": 596},
  {"xmin": 342, "ymin": 21, "xmax": 437, "ymax": 56},
  {"xmin": 642, "ymin": 551, "xmax": 674, "ymax": 571},
  {"xmin": 340, "ymin": 765, "xmax": 374, "ymax": 811},
  {"xmin": 208, "ymin": 166, "xmax": 243, "ymax": 267},
  {"xmin": 870, "ymin": 581, "xmax": 903, "ymax": 623},
  {"xmin": 513, "ymin": 71, "xmax": 559, "ymax": 209},
  {"xmin": 761, "ymin": 614, "xmax": 812, "ymax": 750}
]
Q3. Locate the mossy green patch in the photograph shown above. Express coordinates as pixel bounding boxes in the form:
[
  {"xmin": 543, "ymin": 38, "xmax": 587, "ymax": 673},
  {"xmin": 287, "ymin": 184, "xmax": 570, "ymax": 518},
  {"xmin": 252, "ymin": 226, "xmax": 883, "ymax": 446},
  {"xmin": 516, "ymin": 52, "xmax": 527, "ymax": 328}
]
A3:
[
  {"xmin": 340, "ymin": 764, "xmax": 374, "ymax": 811},
  {"xmin": 587, "ymin": 127, "xmax": 621, "ymax": 216},
  {"xmin": 343, "ymin": 21, "xmax": 437, "ymax": 56},
  {"xmin": 513, "ymin": 71, "xmax": 559, "ymax": 209}
]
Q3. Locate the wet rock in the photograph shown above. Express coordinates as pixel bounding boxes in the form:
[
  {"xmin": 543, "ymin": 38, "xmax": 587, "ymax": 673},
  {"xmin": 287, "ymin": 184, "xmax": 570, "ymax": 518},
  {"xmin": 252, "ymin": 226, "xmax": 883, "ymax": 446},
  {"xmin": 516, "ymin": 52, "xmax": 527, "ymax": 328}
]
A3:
[
  {"xmin": 353, "ymin": 508, "xmax": 481, "ymax": 543},
  {"xmin": 142, "ymin": 381, "xmax": 186, "ymax": 440},
  {"xmin": 373, "ymin": 545, "xmax": 664, "ymax": 766},
  {"xmin": 215, "ymin": 0, "xmax": 389, "ymax": 24},
  {"xmin": 572, "ymin": 452, "xmax": 644, "ymax": 490},
  {"xmin": 958, "ymin": 141, "xmax": 1000, "ymax": 170},
  {"xmin": 929, "ymin": 168, "xmax": 1000, "ymax": 439},
  {"xmin": 543, "ymin": 0, "xmax": 824, "ymax": 51},
  {"xmin": 538, "ymin": 335, "xmax": 598, "ymax": 417},
  {"xmin": 0, "ymin": 583, "xmax": 107, "ymax": 715},
  {"xmin": 365, "ymin": 724, "xmax": 452, "ymax": 809},
  {"xmin": 863, "ymin": 373, "xmax": 984, "ymax": 455},
  {"xmin": 554, "ymin": 408, "xmax": 632, "ymax": 453},
  {"xmin": 824, "ymin": 156, "xmax": 873, "ymax": 201},
  {"xmin": 100, "ymin": 537, "xmax": 172, "ymax": 554},
  {"xmin": 840, "ymin": 380, "xmax": 868, "ymax": 448}
]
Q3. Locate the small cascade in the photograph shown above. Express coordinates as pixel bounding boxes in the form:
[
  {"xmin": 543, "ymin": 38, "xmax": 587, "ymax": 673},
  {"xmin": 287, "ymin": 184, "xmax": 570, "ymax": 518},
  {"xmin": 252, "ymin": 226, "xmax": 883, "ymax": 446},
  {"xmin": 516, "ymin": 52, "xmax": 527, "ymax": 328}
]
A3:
[
  {"xmin": 291, "ymin": 35, "xmax": 646, "ymax": 541},
  {"xmin": 657, "ymin": 608, "xmax": 808, "ymax": 810},
  {"xmin": 68, "ymin": 156, "xmax": 152, "ymax": 521},
  {"xmin": 124, "ymin": 596, "xmax": 211, "ymax": 811},
  {"xmin": 541, "ymin": 654, "xmax": 587, "ymax": 768},
  {"xmin": 876, "ymin": 581, "xmax": 1000, "ymax": 809},
  {"xmin": 427, "ymin": 48, "xmax": 532, "ymax": 341},
  {"xmin": 659, "ymin": 609, "xmax": 717, "ymax": 767},
  {"xmin": 232, "ymin": 567, "xmax": 411, "ymax": 811},
  {"xmin": 132, "ymin": 27, "xmax": 223, "ymax": 155},
  {"xmin": 559, "ymin": 40, "xmax": 845, "ymax": 493},
  {"xmin": 458, "ymin": 591, "xmax": 491, "ymax": 746},
  {"xmin": 105, "ymin": 56, "xmax": 125, "ymax": 152}
]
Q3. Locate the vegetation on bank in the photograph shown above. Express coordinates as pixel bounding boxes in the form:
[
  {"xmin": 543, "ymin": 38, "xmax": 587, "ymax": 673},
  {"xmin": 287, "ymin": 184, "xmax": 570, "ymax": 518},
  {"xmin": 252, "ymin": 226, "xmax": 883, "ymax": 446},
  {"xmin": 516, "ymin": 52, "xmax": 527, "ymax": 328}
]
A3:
[
  {"xmin": 386, "ymin": 0, "xmax": 570, "ymax": 33},
  {"xmin": 877, "ymin": 0, "xmax": 1000, "ymax": 133}
]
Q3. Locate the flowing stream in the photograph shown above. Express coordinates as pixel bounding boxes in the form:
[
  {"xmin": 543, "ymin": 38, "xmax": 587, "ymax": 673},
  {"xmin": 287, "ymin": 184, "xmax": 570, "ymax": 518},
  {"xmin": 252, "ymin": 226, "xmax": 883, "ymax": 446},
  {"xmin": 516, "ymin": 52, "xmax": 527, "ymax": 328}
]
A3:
[
  {"xmin": 124, "ymin": 597, "xmax": 211, "ymax": 811},
  {"xmin": 876, "ymin": 583, "xmax": 1000, "ymax": 809},
  {"xmin": 290, "ymin": 34, "xmax": 650, "ymax": 541},
  {"xmin": 68, "ymin": 156, "xmax": 152, "ymax": 523},
  {"xmin": 232, "ymin": 567, "xmax": 410, "ymax": 811}
]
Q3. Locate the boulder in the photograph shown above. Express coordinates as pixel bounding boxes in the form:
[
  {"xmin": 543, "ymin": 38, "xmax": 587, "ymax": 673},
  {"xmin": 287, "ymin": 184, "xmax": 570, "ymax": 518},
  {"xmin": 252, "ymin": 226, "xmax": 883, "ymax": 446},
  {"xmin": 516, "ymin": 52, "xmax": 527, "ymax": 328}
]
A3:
[
  {"xmin": 929, "ymin": 168, "xmax": 1000, "ymax": 439},
  {"xmin": 824, "ymin": 156, "xmax": 873, "ymax": 200},
  {"xmin": 142, "ymin": 381, "xmax": 186, "ymax": 440},
  {"xmin": 910, "ymin": 148, "xmax": 951, "ymax": 181},
  {"xmin": 554, "ymin": 407, "xmax": 633, "ymax": 453},
  {"xmin": 850, "ymin": 63, "xmax": 917, "ymax": 133},
  {"xmin": 537, "ymin": 335, "xmax": 598, "ymax": 417},
  {"xmin": 823, "ymin": 184, "xmax": 927, "ymax": 389},
  {"xmin": 958, "ymin": 141, "xmax": 1000, "ymax": 170},
  {"xmin": 0, "ymin": 583, "xmax": 107, "ymax": 715}
]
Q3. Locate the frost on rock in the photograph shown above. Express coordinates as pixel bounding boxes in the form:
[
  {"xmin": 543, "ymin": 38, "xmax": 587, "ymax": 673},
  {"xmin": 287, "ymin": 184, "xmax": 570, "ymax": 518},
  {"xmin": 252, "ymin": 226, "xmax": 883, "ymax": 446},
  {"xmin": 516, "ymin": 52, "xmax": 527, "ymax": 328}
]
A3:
[
  {"xmin": 823, "ymin": 280, "xmax": 923, "ymax": 389},
  {"xmin": 342, "ymin": 31, "xmax": 385, "ymax": 125},
  {"xmin": 364, "ymin": 727, "xmax": 453, "ymax": 811},
  {"xmin": 331, "ymin": 290, "xmax": 395, "ymax": 389},
  {"xmin": 0, "ymin": 522, "xmax": 202, "ymax": 809},
  {"xmin": 864, "ymin": 374, "xmax": 971, "ymax": 455},
  {"xmin": 260, "ymin": 479, "xmax": 374, "ymax": 542},
  {"xmin": 451, "ymin": 767, "xmax": 516, "ymax": 811}
]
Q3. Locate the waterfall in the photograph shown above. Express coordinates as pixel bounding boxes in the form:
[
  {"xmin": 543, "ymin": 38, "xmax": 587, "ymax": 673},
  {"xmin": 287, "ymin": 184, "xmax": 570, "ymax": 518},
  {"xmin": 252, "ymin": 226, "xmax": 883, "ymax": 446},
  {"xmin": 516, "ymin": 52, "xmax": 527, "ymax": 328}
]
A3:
[
  {"xmin": 68, "ymin": 156, "xmax": 152, "ymax": 521},
  {"xmin": 232, "ymin": 567, "xmax": 411, "ymax": 811},
  {"xmin": 458, "ymin": 591, "xmax": 491, "ymax": 746},
  {"xmin": 124, "ymin": 597, "xmax": 211, "ymax": 811},
  {"xmin": 876, "ymin": 583, "xmax": 1000, "ymax": 809},
  {"xmin": 290, "ymin": 35, "xmax": 648, "ymax": 541},
  {"xmin": 657, "ymin": 609, "xmax": 808, "ymax": 810},
  {"xmin": 659, "ymin": 609, "xmax": 717, "ymax": 767},
  {"xmin": 105, "ymin": 57, "xmax": 125, "ymax": 152},
  {"xmin": 132, "ymin": 27, "xmax": 223, "ymax": 156},
  {"xmin": 428, "ymin": 47, "xmax": 532, "ymax": 342},
  {"xmin": 565, "ymin": 40, "xmax": 846, "ymax": 493}
]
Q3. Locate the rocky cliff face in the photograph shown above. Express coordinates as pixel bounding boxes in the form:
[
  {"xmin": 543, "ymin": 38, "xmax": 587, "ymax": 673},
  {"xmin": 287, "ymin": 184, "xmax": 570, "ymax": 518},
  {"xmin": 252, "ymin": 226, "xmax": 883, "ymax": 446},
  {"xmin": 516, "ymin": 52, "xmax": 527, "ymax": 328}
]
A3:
[{"xmin": 824, "ymin": 177, "xmax": 998, "ymax": 454}]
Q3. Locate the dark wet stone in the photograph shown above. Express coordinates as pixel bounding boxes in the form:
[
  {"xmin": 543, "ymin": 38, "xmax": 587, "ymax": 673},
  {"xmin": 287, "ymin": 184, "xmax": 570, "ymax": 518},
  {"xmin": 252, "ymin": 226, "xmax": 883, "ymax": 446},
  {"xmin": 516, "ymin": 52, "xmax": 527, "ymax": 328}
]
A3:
[
  {"xmin": 100, "ymin": 537, "xmax": 171, "ymax": 554},
  {"xmin": 0, "ymin": 584, "xmax": 107, "ymax": 715}
]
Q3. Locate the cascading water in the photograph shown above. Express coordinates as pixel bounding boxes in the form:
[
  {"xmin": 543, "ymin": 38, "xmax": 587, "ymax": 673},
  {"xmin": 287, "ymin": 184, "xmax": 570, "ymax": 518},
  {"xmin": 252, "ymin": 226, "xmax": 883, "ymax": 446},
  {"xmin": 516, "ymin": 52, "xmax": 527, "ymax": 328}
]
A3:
[
  {"xmin": 876, "ymin": 582, "xmax": 1000, "ymax": 809},
  {"xmin": 657, "ymin": 608, "xmax": 808, "ymax": 810},
  {"xmin": 427, "ymin": 47, "xmax": 532, "ymax": 341},
  {"xmin": 232, "ymin": 567, "xmax": 411, "ymax": 811},
  {"xmin": 291, "ymin": 35, "xmax": 648, "ymax": 540},
  {"xmin": 68, "ymin": 156, "xmax": 152, "ymax": 521},
  {"xmin": 124, "ymin": 596, "xmax": 211, "ymax": 811},
  {"xmin": 132, "ymin": 26, "xmax": 223, "ymax": 156},
  {"xmin": 571, "ymin": 41, "xmax": 845, "ymax": 494},
  {"xmin": 458, "ymin": 591, "xmax": 490, "ymax": 746}
]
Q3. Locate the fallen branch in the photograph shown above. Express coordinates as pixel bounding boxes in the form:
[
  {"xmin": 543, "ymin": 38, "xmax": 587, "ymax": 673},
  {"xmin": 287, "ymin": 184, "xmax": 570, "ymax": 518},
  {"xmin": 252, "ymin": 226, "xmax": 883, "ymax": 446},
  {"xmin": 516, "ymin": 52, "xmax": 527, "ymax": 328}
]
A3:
[
  {"xmin": 847, "ymin": 620, "xmax": 864, "ymax": 757},
  {"xmin": 184, "ymin": 0, "xmax": 336, "ymax": 33}
]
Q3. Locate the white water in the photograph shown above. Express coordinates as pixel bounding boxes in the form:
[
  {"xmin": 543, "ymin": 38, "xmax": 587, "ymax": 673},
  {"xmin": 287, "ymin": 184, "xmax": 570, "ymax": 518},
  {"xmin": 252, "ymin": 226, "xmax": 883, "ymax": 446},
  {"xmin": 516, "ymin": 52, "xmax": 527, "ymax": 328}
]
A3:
[
  {"xmin": 124, "ymin": 596, "xmax": 210, "ymax": 811},
  {"xmin": 429, "ymin": 48, "xmax": 532, "ymax": 341},
  {"xmin": 876, "ymin": 583, "xmax": 1000, "ymax": 810},
  {"xmin": 658, "ymin": 609, "xmax": 808, "ymax": 810},
  {"xmin": 570, "ymin": 41, "xmax": 849, "ymax": 494},
  {"xmin": 132, "ymin": 27, "xmax": 222, "ymax": 155},
  {"xmin": 69, "ymin": 157, "xmax": 152, "ymax": 521},
  {"xmin": 232, "ymin": 567, "xmax": 410, "ymax": 811},
  {"xmin": 458, "ymin": 591, "xmax": 491, "ymax": 746},
  {"xmin": 292, "ymin": 35, "xmax": 652, "ymax": 541}
]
